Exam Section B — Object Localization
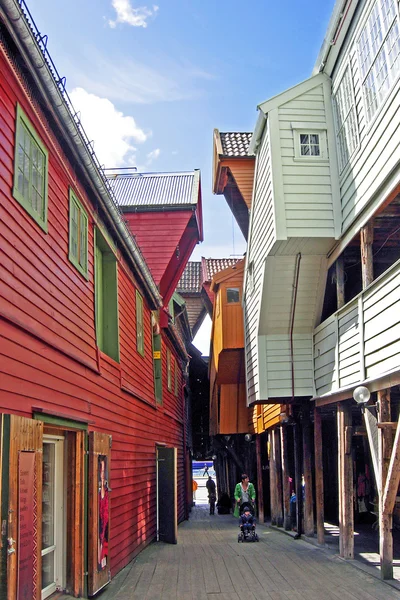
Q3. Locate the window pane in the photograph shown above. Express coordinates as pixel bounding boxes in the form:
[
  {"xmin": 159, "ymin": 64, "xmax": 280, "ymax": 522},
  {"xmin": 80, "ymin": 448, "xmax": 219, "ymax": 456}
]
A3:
[
  {"xmin": 227, "ymin": 288, "xmax": 240, "ymax": 303},
  {"xmin": 300, "ymin": 134, "xmax": 309, "ymax": 144},
  {"xmin": 300, "ymin": 144, "xmax": 310, "ymax": 156}
]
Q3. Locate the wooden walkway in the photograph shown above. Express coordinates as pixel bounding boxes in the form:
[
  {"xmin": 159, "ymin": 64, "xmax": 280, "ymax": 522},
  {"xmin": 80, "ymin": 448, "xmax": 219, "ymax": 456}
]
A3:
[{"xmin": 87, "ymin": 505, "xmax": 400, "ymax": 600}]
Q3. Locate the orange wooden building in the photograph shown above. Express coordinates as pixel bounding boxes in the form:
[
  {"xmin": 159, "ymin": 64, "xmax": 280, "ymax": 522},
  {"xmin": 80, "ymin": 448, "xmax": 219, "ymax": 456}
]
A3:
[{"xmin": 0, "ymin": 3, "xmax": 201, "ymax": 598}]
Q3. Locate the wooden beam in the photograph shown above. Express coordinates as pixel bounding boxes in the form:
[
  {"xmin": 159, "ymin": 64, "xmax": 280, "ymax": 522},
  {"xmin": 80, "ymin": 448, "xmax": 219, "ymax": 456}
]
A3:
[
  {"xmin": 281, "ymin": 425, "xmax": 291, "ymax": 530},
  {"xmin": 336, "ymin": 255, "xmax": 345, "ymax": 309},
  {"xmin": 360, "ymin": 221, "xmax": 374, "ymax": 288},
  {"xmin": 274, "ymin": 428, "xmax": 284, "ymax": 527},
  {"xmin": 293, "ymin": 422, "xmax": 303, "ymax": 536},
  {"xmin": 378, "ymin": 389, "xmax": 393, "ymax": 580},
  {"xmin": 363, "ymin": 405, "xmax": 381, "ymax": 492},
  {"xmin": 314, "ymin": 407, "xmax": 325, "ymax": 545},
  {"xmin": 382, "ymin": 415, "xmax": 400, "ymax": 516},
  {"xmin": 338, "ymin": 401, "xmax": 354, "ymax": 558},
  {"xmin": 269, "ymin": 430, "xmax": 277, "ymax": 526},
  {"xmin": 256, "ymin": 435, "xmax": 264, "ymax": 523},
  {"xmin": 303, "ymin": 410, "xmax": 314, "ymax": 536}
]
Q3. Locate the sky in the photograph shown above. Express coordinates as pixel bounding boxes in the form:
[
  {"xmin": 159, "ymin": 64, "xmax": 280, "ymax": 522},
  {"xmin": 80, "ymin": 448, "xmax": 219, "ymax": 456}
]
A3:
[{"xmin": 24, "ymin": 0, "xmax": 336, "ymax": 353}]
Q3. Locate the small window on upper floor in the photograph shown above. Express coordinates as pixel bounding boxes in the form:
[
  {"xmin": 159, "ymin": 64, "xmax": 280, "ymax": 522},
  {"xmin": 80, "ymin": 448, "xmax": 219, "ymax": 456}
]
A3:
[
  {"xmin": 227, "ymin": 287, "xmax": 240, "ymax": 303},
  {"xmin": 292, "ymin": 123, "xmax": 328, "ymax": 161},
  {"xmin": 174, "ymin": 359, "xmax": 179, "ymax": 397},
  {"xmin": 95, "ymin": 227, "xmax": 119, "ymax": 362},
  {"xmin": 136, "ymin": 290, "xmax": 144, "ymax": 356},
  {"xmin": 167, "ymin": 348, "xmax": 172, "ymax": 391},
  {"xmin": 333, "ymin": 65, "xmax": 359, "ymax": 173},
  {"xmin": 69, "ymin": 189, "xmax": 89, "ymax": 279},
  {"xmin": 357, "ymin": 0, "xmax": 400, "ymax": 123},
  {"xmin": 13, "ymin": 104, "xmax": 48, "ymax": 232}
]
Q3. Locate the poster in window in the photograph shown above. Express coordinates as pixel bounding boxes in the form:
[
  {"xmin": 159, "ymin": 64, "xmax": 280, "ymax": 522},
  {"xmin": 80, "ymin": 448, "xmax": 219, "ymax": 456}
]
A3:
[{"xmin": 98, "ymin": 455, "xmax": 109, "ymax": 571}]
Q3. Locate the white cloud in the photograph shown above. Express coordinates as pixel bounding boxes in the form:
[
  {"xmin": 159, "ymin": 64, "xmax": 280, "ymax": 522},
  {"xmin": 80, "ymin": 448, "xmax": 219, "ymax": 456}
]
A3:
[
  {"xmin": 109, "ymin": 0, "xmax": 159, "ymax": 28},
  {"xmin": 146, "ymin": 148, "xmax": 160, "ymax": 163},
  {"xmin": 70, "ymin": 87, "xmax": 149, "ymax": 168}
]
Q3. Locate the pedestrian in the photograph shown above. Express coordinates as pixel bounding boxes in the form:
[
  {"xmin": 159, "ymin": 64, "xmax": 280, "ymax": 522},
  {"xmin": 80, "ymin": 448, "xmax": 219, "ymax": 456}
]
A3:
[
  {"xmin": 192, "ymin": 479, "xmax": 198, "ymax": 505},
  {"xmin": 234, "ymin": 473, "xmax": 256, "ymax": 518},
  {"xmin": 206, "ymin": 475, "xmax": 216, "ymax": 515},
  {"xmin": 203, "ymin": 463, "xmax": 209, "ymax": 476}
]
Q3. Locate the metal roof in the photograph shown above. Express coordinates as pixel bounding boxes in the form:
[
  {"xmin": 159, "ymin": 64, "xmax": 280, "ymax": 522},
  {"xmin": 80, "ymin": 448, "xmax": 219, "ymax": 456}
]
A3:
[
  {"xmin": 177, "ymin": 262, "xmax": 202, "ymax": 293},
  {"xmin": 219, "ymin": 133, "xmax": 253, "ymax": 157},
  {"xmin": 107, "ymin": 171, "xmax": 200, "ymax": 208}
]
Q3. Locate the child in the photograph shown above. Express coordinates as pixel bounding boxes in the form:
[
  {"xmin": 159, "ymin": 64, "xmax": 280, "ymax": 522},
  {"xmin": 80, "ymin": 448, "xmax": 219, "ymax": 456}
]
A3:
[{"xmin": 239, "ymin": 507, "xmax": 256, "ymax": 534}]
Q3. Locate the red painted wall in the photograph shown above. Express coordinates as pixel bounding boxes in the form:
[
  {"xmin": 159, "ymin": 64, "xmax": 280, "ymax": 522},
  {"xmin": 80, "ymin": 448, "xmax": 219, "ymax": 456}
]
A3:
[{"xmin": 0, "ymin": 46, "xmax": 186, "ymax": 576}]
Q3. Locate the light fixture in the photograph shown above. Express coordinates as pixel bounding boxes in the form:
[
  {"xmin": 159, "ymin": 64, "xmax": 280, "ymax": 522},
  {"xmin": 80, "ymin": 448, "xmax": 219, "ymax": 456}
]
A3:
[
  {"xmin": 212, "ymin": 455, "xmax": 217, "ymax": 461},
  {"xmin": 244, "ymin": 434, "xmax": 252, "ymax": 442},
  {"xmin": 353, "ymin": 386, "xmax": 371, "ymax": 405}
]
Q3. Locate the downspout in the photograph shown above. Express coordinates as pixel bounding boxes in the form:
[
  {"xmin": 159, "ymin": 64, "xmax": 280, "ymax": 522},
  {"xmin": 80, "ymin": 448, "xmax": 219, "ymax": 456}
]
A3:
[
  {"xmin": 1, "ymin": 0, "xmax": 161, "ymax": 308},
  {"xmin": 289, "ymin": 254, "xmax": 302, "ymax": 403},
  {"xmin": 182, "ymin": 382, "xmax": 189, "ymax": 520}
]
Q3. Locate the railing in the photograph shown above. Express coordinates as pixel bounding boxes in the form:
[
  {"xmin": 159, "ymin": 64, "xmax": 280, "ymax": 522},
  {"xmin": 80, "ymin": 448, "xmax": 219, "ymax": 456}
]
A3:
[{"xmin": 313, "ymin": 259, "xmax": 400, "ymax": 397}]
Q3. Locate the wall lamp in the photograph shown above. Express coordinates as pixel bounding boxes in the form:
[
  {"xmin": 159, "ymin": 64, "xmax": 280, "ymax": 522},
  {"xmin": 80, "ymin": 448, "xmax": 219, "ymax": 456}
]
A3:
[
  {"xmin": 244, "ymin": 434, "xmax": 252, "ymax": 442},
  {"xmin": 353, "ymin": 385, "xmax": 371, "ymax": 406}
]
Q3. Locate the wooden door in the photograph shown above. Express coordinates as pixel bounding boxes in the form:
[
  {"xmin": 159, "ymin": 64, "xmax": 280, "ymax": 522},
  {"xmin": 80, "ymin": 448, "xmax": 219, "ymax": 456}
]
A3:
[
  {"xmin": 88, "ymin": 432, "xmax": 111, "ymax": 597},
  {"xmin": 157, "ymin": 446, "xmax": 177, "ymax": 544},
  {"xmin": 0, "ymin": 414, "xmax": 43, "ymax": 600}
]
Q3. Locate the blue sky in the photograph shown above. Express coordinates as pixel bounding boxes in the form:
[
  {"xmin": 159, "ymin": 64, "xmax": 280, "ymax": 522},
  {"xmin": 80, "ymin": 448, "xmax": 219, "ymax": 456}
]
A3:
[{"xmin": 25, "ymin": 0, "xmax": 336, "ymax": 352}]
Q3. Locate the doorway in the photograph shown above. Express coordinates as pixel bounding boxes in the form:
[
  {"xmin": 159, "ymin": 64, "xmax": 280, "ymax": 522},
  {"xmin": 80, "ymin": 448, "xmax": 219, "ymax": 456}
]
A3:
[
  {"xmin": 41, "ymin": 436, "xmax": 65, "ymax": 600},
  {"xmin": 156, "ymin": 446, "xmax": 177, "ymax": 544}
]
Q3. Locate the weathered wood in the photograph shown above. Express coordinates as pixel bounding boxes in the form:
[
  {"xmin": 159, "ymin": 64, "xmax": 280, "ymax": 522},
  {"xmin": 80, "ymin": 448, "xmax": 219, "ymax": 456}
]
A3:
[
  {"xmin": 280, "ymin": 425, "xmax": 291, "ymax": 530},
  {"xmin": 314, "ymin": 407, "xmax": 325, "ymax": 545},
  {"xmin": 378, "ymin": 388, "xmax": 393, "ymax": 580},
  {"xmin": 269, "ymin": 430, "xmax": 277, "ymax": 525},
  {"xmin": 274, "ymin": 428, "xmax": 284, "ymax": 527},
  {"xmin": 256, "ymin": 435, "xmax": 264, "ymax": 523},
  {"xmin": 302, "ymin": 410, "xmax": 314, "ymax": 536},
  {"xmin": 382, "ymin": 415, "xmax": 400, "ymax": 516},
  {"xmin": 338, "ymin": 401, "xmax": 353, "ymax": 558},
  {"xmin": 335, "ymin": 255, "xmax": 345, "ymax": 309},
  {"xmin": 364, "ymin": 405, "xmax": 381, "ymax": 492},
  {"xmin": 293, "ymin": 422, "xmax": 303, "ymax": 536},
  {"xmin": 360, "ymin": 221, "xmax": 374, "ymax": 288}
]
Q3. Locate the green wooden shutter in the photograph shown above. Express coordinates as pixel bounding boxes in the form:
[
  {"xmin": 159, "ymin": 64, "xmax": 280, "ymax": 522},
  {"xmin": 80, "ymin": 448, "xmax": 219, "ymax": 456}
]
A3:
[
  {"xmin": 153, "ymin": 333, "xmax": 162, "ymax": 404},
  {"xmin": 136, "ymin": 291, "xmax": 144, "ymax": 356}
]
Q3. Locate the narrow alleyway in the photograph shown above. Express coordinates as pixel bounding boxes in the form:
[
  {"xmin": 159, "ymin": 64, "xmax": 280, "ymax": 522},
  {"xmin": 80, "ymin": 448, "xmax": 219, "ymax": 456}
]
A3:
[{"xmin": 79, "ymin": 506, "xmax": 400, "ymax": 600}]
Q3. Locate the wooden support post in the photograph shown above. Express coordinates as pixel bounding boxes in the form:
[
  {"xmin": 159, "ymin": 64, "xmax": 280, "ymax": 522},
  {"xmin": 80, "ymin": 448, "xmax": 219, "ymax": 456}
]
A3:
[
  {"xmin": 269, "ymin": 430, "xmax": 277, "ymax": 525},
  {"xmin": 378, "ymin": 389, "xmax": 393, "ymax": 580},
  {"xmin": 314, "ymin": 407, "xmax": 325, "ymax": 545},
  {"xmin": 274, "ymin": 428, "xmax": 284, "ymax": 527},
  {"xmin": 302, "ymin": 409, "xmax": 314, "ymax": 536},
  {"xmin": 338, "ymin": 401, "xmax": 354, "ymax": 559},
  {"xmin": 336, "ymin": 255, "xmax": 345, "ymax": 309},
  {"xmin": 281, "ymin": 425, "xmax": 291, "ymax": 530},
  {"xmin": 360, "ymin": 221, "xmax": 374, "ymax": 288},
  {"xmin": 293, "ymin": 421, "xmax": 303, "ymax": 536},
  {"xmin": 256, "ymin": 434, "xmax": 264, "ymax": 523}
]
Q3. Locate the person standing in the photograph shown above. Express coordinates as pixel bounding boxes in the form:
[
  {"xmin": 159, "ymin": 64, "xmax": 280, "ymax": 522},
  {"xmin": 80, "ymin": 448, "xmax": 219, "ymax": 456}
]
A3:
[
  {"xmin": 206, "ymin": 475, "xmax": 216, "ymax": 515},
  {"xmin": 192, "ymin": 479, "xmax": 198, "ymax": 505},
  {"xmin": 234, "ymin": 473, "xmax": 256, "ymax": 518}
]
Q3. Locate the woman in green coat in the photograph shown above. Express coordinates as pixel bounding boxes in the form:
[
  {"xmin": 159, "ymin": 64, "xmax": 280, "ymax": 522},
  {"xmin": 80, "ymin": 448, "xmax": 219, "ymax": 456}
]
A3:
[{"xmin": 234, "ymin": 473, "xmax": 256, "ymax": 518}]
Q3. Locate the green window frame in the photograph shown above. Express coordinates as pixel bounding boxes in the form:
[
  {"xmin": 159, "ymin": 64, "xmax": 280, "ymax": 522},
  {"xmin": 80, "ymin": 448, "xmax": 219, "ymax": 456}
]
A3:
[
  {"xmin": 13, "ymin": 103, "xmax": 48, "ymax": 232},
  {"xmin": 153, "ymin": 331, "xmax": 162, "ymax": 404},
  {"xmin": 69, "ymin": 189, "xmax": 89, "ymax": 279},
  {"xmin": 136, "ymin": 290, "xmax": 144, "ymax": 356},
  {"xmin": 94, "ymin": 227, "xmax": 119, "ymax": 362},
  {"xmin": 174, "ymin": 359, "xmax": 179, "ymax": 397},
  {"xmin": 167, "ymin": 348, "xmax": 172, "ymax": 391}
]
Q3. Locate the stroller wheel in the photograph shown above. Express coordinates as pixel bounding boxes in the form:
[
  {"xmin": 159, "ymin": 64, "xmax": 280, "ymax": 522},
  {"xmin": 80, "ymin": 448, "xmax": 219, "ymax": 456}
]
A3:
[
  {"xmin": 238, "ymin": 534, "xmax": 241, "ymax": 542},
  {"xmin": 255, "ymin": 534, "xmax": 259, "ymax": 542}
]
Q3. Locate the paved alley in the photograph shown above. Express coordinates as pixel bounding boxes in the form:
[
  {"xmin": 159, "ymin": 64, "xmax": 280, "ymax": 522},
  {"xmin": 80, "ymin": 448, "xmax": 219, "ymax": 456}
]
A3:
[{"xmin": 91, "ymin": 506, "xmax": 400, "ymax": 600}]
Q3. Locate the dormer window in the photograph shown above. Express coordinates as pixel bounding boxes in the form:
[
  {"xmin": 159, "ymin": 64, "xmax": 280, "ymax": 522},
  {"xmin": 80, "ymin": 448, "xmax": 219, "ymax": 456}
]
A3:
[
  {"xmin": 292, "ymin": 123, "xmax": 328, "ymax": 161},
  {"xmin": 227, "ymin": 287, "xmax": 240, "ymax": 303}
]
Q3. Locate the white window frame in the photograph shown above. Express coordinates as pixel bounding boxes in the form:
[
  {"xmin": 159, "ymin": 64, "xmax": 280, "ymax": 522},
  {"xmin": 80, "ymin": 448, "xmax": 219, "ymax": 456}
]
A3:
[
  {"xmin": 356, "ymin": 0, "xmax": 400, "ymax": 123},
  {"xmin": 291, "ymin": 122, "xmax": 329, "ymax": 162},
  {"xmin": 332, "ymin": 64, "xmax": 360, "ymax": 174}
]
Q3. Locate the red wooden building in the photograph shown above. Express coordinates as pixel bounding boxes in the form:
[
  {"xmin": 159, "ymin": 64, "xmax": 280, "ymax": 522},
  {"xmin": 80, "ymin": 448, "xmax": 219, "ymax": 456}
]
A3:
[{"xmin": 0, "ymin": 2, "xmax": 202, "ymax": 598}]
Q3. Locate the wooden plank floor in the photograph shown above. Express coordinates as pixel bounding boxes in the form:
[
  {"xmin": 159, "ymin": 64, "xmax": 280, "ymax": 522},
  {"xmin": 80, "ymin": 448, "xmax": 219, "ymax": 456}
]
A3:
[{"xmin": 90, "ymin": 505, "xmax": 400, "ymax": 600}]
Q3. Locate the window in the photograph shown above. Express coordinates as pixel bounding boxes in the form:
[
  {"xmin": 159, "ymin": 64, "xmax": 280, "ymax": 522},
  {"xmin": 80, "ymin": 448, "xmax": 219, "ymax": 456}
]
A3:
[
  {"xmin": 333, "ymin": 66, "xmax": 359, "ymax": 173},
  {"xmin": 292, "ymin": 123, "xmax": 328, "ymax": 160},
  {"xmin": 174, "ymin": 359, "xmax": 179, "ymax": 397},
  {"xmin": 94, "ymin": 228, "xmax": 119, "ymax": 362},
  {"xmin": 167, "ymin": 348, "xmax": 172, "ymax": 391},
  {"xmin": 13, "ymin": 104, "xmax": 48, "ymax": 232},
  {"xmin": 153, "ymin": 331, "xmax": 162, "ymax": 404},
  {"xmin": 248, "ymin": 261, "xmax": 255, "ymax": 296},
  {"xmin": 136, "ymin": 291, "xmax": 144, "ymax": 356},
  {"xmin": 227, "ymin": 287, "xmax": 240, "ymax": 303},
  {"xmin": 69, "ymin": 189, "xmax": 89, "ymax": 278},
  {"xmin": 357, "ymin": 0, "xmax": 400, "ymax": 122}
]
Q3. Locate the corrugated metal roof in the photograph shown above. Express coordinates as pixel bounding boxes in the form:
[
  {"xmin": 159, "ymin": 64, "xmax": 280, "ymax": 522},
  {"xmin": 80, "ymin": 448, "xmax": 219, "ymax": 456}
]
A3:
[
  {"xmin": 177, "ymin": 261, "xmax": 202, "ymax": 293},
  {"xmin": 202, "ymin": 258, "xmax": 242, "ymax": 282},
  {"xmin": 220, "ymin": 133, "xmax": 253, "ymax": 157},
  {"xmin": 107, "ymin": 171, "xmax": 199, "ymax": 208}
]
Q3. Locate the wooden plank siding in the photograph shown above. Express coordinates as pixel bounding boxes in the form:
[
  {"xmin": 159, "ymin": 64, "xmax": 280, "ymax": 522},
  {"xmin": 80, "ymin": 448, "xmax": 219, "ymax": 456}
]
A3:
[
  {"xmin": 0, "ymin": 42, "xmax": 187, "ymax": 584},
  {"xmin": 314, "ymin": 260, "xmax": 400, "ymax": 397},
  {"xmin": 244, "ymin": 121, "xmax": 275, "ymax": 405},
  {"xmin": 226, "ymin": 159, "xmax": 255, "ymax": 209},
  {"xmin": 331, "ymin": 11, "xmax": 400, "ymax": 236},
  {"xmin": 278, "ymin": 84, "xmax": 336, "ymax": 239}
]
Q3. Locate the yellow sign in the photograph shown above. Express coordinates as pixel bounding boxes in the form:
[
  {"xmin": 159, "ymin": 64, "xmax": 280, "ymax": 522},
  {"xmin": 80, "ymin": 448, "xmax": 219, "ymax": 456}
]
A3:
[{"xmin": 153, "ymin": 351, "xmax": 161, "ymax": 359}]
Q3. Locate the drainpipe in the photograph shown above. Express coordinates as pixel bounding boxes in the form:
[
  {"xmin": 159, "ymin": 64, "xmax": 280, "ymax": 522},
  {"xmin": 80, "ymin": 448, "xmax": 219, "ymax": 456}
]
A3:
[{"xmin": 289, "ymin": 254, "xmax": 302, "ymax": 403}]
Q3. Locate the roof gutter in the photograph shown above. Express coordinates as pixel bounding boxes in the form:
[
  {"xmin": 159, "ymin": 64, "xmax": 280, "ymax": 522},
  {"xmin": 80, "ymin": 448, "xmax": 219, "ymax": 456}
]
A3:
[
  {"xmin": 248, "ymin": 111, "xmax": 267, "ymax": 156},
  {"xmin": 1, "ymin": 0, "xmax": 162, "ymax": 309},
  {"xmin": 312, "ymin": 0, "xmax": 353, "ymax": 75}
]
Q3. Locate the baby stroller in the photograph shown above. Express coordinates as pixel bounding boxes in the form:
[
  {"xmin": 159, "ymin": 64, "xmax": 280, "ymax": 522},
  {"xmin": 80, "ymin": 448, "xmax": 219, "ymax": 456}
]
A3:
[{"xmin": 237, "ymin": 502, "xmax": 259, "ymax": 542}]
